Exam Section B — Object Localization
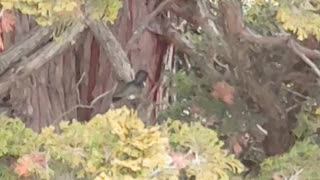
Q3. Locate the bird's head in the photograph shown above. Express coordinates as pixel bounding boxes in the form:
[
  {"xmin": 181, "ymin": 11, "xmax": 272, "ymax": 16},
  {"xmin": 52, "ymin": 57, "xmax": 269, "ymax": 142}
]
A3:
[{"xmin": 133, "ymin": 70, "xmax": 149, "ymax": 86}]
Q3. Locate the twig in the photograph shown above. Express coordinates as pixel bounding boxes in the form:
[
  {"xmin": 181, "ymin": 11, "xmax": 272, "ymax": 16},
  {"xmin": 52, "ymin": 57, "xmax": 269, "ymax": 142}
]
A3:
[
  {"xmin": 52, "ymin": 83, "xmax": 117, "ymax": 125},
  {"xmin": 288, "ymin": 39, "xmax": 320, "ymax": 78},
  {"xmin": 241, "ymin": 28, "xmax": 320, "ymax": 78},
  {"xmin": 91, "ymin": 83, "xmax": 117, "ymax": 105},
  {"xmin": 281, "ymin": 85, "xmax": 309, "ymax": 100},
  {"xmin": 76, "ymin": 72, "xmax": 86, "ymax": 103},
  {"xmin": 286, "ymin": 104, "xmax": 300, "ymax": 113},
  {"xmin": 289, "ymin": 168, "xmax": 303, "ymax": 180},
  {"xmin": 76, "ymin": 72, "xmax": 86, "ymax": 89},
  {"xmin": 125, "ymin": 0, "xmax": 175, "ymax": 52}
]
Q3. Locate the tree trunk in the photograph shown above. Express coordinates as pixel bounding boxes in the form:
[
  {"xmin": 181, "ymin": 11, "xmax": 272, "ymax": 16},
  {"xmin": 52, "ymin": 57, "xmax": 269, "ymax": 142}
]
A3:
[{"xmin": 1, "ymin": 0, "xmax": 168, "ymax": 132}]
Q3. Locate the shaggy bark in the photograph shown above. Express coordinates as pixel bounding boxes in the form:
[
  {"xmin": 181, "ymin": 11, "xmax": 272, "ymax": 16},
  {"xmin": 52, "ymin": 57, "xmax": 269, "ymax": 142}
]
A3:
[
  {"xmin": 0, "ymin": 22, "xmax": 86, "ymax": 95},
  {"xmin": 0, "ymin": 27, "xmax": 53, "ymax": 76}
]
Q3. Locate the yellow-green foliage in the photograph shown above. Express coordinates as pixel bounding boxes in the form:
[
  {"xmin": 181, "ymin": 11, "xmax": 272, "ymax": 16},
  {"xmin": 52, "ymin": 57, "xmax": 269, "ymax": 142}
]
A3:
[
  {"xmin": 87, "ymin": 0, "xmax": 122, "ymax": 24},
  {"xmin": 0, "ymin": 0, "xmax": 122, "ymax": 26},
  {"xmin": 0, "ymin": 106, "xmax": 244, "ymax": 179},
  {"xmin": 244, "ymin": 0, "xmax": 280, "ymax": 35},
  {"xmin": 0, "ymin": 117, "xmax": 37, "ymax": 157},
  {"xmin": 163, "ymin": 120, "xmax": 244, "ymax": 179},
  {"xmin": 259, "ymin": 140, "xmax": 320, "ymax": 179},
  {"xmin": 38, "ymin": 107, "xmax": 168, "ymax": 179},
  {"xmin": 103, "ymin": 107, "xmax": 168, "ymax": 178},
  {"xmin": 276, "ymin": 4, "xmax": 320, "ymax": 40},
  {"xmin": 245, "ymin": 0, "xmax": 320, "ymax": 40}
]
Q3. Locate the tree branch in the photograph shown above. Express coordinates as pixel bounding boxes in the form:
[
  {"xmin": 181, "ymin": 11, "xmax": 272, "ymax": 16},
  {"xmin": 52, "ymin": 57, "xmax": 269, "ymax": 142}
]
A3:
[
  {"xmin": 0, "ymin": 22, "xmax": 86, "ymax": 94},
  {"xmin": 288, "ymin": 39, "xmax": 320, "ymax": 77},
  {"xmin": 85, "ymin": 19, "xmax": 134, "ymax": 82},
  {"xmin": 241, "ymin": 28, "xmax": 320, "ymax": 78},
  {"xmin": 0, "ymin": 26, "xmax": 53, "ymax": 76},
  {"xmin": 52, "ymin": 82, "xmax": 117, "ymax": 125}
]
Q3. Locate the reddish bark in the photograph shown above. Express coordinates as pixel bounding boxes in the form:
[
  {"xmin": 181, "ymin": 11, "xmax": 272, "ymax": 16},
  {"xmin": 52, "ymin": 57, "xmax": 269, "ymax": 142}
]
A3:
[{"xmin": 1, "ymin": 1, "xmax": 168, "ymax": 131}]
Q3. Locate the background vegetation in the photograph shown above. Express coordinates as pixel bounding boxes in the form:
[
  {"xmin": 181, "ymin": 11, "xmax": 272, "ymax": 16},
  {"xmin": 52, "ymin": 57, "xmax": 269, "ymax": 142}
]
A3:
[{"xmin": 0, "ymin": 0, "xmax": 320, "ymax": 179}]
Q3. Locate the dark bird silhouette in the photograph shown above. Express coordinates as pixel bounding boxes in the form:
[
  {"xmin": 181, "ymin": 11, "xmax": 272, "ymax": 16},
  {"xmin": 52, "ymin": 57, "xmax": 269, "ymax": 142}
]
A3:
[{"xmin": 112, "ymin": 70, "xmax": 148, "ymax": 102}]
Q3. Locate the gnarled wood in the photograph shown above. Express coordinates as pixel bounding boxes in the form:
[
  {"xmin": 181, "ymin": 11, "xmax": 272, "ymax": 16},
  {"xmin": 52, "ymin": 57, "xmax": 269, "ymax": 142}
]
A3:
[
  {"xmin": 0, "ymin": 22, "xmax": 86, "ymax": 94},
  {"xmin": 85, "ymin": 19, "xmax": 134, "ymax": 82},
  {"xmin": 0, "ymin": 27, "xmax": 53, "ymax": 76}
]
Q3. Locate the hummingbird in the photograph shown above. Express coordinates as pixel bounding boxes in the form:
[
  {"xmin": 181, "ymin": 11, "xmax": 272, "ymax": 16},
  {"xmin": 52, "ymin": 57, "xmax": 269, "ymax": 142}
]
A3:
[{"xmin": 112, "ymin": 70, "xmax": 149, "ymax": 102}]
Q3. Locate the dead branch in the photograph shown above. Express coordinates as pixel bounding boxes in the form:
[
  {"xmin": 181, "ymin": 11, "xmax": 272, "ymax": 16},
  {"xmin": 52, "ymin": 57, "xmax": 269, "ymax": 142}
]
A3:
[
  {"xmin": 125, "ymin": 0, "xmax": 175, "ymax": 52},
  {"xmin": 52, "ymin": 83, "xmax": 117, "ymax": 125},
  {"xmin": 288, "ymin": 39, "xmax": 320, "ymax": 77},
  {"xmin": 241, "ymin": 27, "xmax": 320, "ymax": 60},
  {"xmin": 0, "ymin": 26, "xmax": 53, "ymax": 76},
  {"xmin": 241, "ymin": 28, "xmax": 289, "ymax": 47},
  {"xmin": 0, "ymin": 22, "xmax": 86, "ymax": 94},
  {"xmin": 85, "ymin": 19, "xmax": 134, "ymax": 82},
  {"xmin": 296, "ymin": 43, "xmax": 320, "ymax": 59},
  {"xmin": 241, "ymin": 27, "xmax": 320, "ymax": 78}
]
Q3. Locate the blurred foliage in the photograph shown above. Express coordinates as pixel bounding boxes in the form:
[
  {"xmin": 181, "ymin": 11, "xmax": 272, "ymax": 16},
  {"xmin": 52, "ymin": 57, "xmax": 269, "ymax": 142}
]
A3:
[
  {"xmin": 0, "ymin": 0, "xmax": 122, "ymax": 26},
  {"xmin": 170, "ymin": 70, "xmax": 197, "ymax": 100},
  {"xmin": 0, "ymin": 162, "xmax": 16, "ymax": 180},
  {"xmin": 162, "ymin": 120, "xmax": 244, "ymax": 179},
  {"xmin": 255, "ymin": 94, "xmax": 320, "ymax": 179},
  {"xmin": 292, "ymin": 99, "xmax": 320, "ymax": 140},
  {"xmin": 243, "ymin": 0, "xmax": 320, "ymax": 40},
  {"xmin": 0, "ymin": 117, "xmax": 37, "ymax": 157},
  {"xmin": 0, "ymin": 106, "xmax": 244, "ymax": 179},
  {"xmin": 244, "ymin": 0, "xmax": 281, "ymax": 35},
  {"xmin": 87, "ymin": 0, "xmax": 122, "ymax": 23},
  {"xmin": 159, "ymin": 70, "xmax": 228, "ymax": 124},
  {"xmin": 158, "ymin": 70, "xmax": 266, "ymax": 137},
  {"xmin": 0, "ymin": 0, "xmax": 121, "ymax": 41},
  {"xmin": 259, "ymin": 140, "xmax": 320, "ymax": 179}
]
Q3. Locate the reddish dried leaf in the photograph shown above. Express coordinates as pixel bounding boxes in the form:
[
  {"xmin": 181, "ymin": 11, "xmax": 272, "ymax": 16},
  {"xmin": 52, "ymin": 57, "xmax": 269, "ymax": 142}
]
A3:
[
  {"xmin": 227, "ymin": 133, "xmax": 253, "ymax": 156},
  {"xmin": 167, "ymin": 150, "xmax": 195, "ymax": 170},
  {"xmin": 232, "ymin": 142, "xmax": 243, "ymax": 156},
  {"xmin": 170, "ymin": 152, "xmax": 189, "ymax": 169},
  {"xmin": 14, "ymin": 156, "xmax": 33, "ymax": 177},
  {"xmin": 211, "ymin": 81, "xmax": 235, "ymax": 105},
  {"xmin": 14, "ymin": 153, "xmax": 47, "ymax": 177}
]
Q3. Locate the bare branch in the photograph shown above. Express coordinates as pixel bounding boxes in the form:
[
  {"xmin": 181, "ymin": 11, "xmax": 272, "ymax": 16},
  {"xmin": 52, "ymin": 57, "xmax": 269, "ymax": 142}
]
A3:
[
  {"xmin": 90, "ymin": 83, "xmax": 117, "ymax": 105},
  {"xmin": 238, "ymin": 15, "xmax": 320, "ymax": 78},
  {"xmin": 241, "ymin": 28, "xmax": 289, "ymax": 47},
  {"xmin": 85, "ymin": 19, "xmax": 134, "ymax": 81},
  {"xmin": 76, "ymin": 72, "xmax": 86, "ymax": 103},
  {"xmin": 288, "ymin": 39, "xmax": 320, "ymax": 78},
  {"xmin": 52, "ymin": 83, "xmax": 117, "ymax": 125},
  {"xmin": 0, "ymin": 22, "xmax": 86, "ymax": 94},
  {"xmin": 0, "ymin": 26, "xmax": 53, "ymax": 76},
  {"xmin": 296, "ymin": 43, "xmax": 320, "ymax": 59}
]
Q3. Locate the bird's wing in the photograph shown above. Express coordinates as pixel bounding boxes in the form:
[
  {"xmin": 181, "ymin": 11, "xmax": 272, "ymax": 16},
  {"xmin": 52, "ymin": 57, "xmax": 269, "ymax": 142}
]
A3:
[{"xmin": 112, "ymin": 83, "xmax": 142, "ymax": 101}]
